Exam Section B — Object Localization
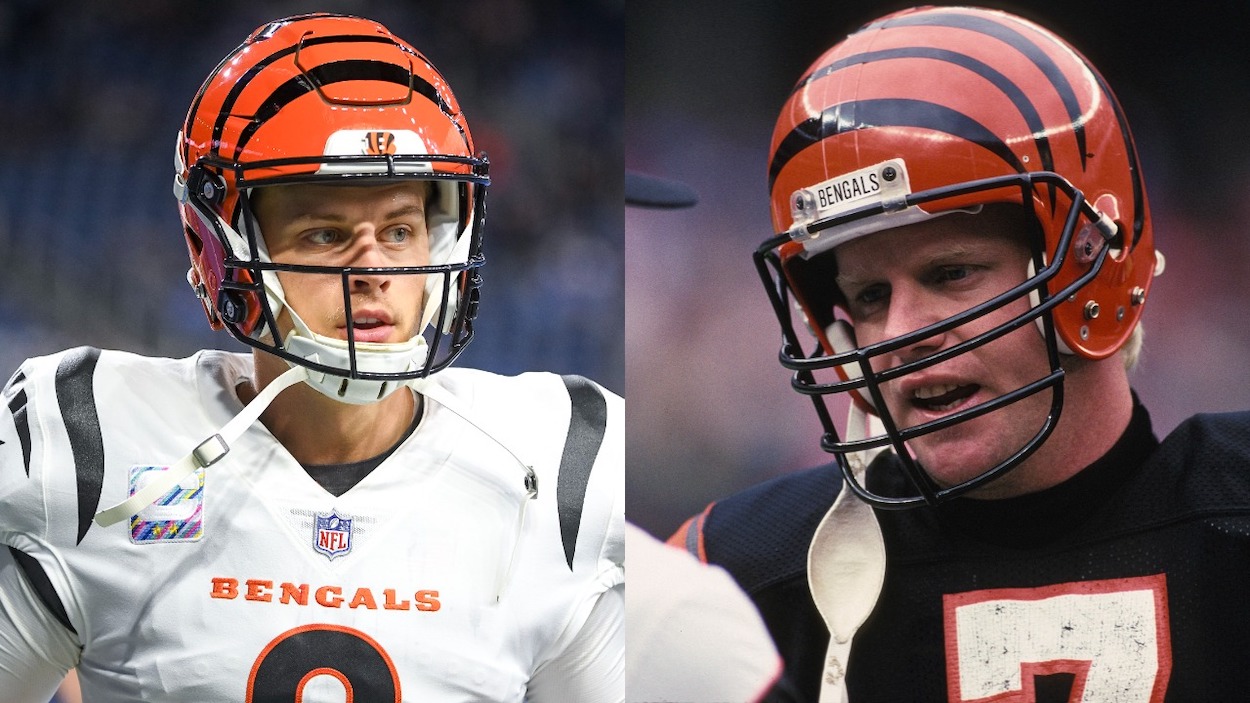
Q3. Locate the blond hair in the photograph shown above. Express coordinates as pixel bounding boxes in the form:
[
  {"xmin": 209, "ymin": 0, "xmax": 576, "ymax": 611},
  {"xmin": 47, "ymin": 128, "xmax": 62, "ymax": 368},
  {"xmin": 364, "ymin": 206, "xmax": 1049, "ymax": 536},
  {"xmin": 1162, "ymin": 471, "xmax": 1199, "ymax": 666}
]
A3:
[{"xmin": 1122, "ymin": 323, "xmax": 1144, "ymax": 371}]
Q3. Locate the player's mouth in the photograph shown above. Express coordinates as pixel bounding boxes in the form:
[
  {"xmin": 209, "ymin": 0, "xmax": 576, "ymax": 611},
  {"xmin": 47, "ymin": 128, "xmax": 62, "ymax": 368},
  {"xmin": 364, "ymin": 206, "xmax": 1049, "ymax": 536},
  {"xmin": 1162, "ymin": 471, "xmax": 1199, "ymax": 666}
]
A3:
[
  {"xmin": 341, "ymin": 310, "xmax": 396, "ymax": 344},
  {"xmin": 909, "ymin": 383, "xmax": 980, "ymax": 414}
]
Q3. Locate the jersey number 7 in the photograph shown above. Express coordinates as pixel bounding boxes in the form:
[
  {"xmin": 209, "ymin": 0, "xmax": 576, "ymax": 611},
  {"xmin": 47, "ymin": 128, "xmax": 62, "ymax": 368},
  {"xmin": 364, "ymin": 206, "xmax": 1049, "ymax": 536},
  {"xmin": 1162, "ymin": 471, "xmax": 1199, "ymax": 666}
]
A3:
[{"xmin": 944, "ymin": 575, "xmax": 1171, "ymax": 702}]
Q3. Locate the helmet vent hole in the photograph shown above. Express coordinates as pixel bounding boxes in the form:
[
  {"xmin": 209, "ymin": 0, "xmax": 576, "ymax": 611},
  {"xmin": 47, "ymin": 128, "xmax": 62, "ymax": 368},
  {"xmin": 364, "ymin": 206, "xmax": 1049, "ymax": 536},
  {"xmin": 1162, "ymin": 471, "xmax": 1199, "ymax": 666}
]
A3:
[{"xmin": 184, "ymin": 227, "xmax": 204, "ymax": 256}]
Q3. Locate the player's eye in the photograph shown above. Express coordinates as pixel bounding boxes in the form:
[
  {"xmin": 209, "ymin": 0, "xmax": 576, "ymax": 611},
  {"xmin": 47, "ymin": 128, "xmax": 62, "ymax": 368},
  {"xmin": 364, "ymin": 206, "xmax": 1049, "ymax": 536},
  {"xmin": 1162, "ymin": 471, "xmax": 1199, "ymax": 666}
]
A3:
[
  {"xmin": 382, "ymin": 226, "xmax": 412, "ymax": 244},
  {"xmin": 934, "ymin": 264, "xmax": 973, "ymax": 283},
  {"xmin": 848, "ymin": 283, "xmax": 889, "ymax": 319},
  {"xmin": 304, "ymin": 229, "xmax": 339, "ymax": 246}
]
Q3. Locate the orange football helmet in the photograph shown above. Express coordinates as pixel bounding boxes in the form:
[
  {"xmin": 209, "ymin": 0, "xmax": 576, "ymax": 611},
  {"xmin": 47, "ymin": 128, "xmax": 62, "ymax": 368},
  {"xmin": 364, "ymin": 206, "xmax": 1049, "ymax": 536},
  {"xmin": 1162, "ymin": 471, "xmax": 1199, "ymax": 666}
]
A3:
[
  {"xmin": 175, "ymin": 13, "xmax": 488, "ymax": 403},
  {"xmin": 754, "ymin": 6, "xmax": 1162, "ymax": 506}
]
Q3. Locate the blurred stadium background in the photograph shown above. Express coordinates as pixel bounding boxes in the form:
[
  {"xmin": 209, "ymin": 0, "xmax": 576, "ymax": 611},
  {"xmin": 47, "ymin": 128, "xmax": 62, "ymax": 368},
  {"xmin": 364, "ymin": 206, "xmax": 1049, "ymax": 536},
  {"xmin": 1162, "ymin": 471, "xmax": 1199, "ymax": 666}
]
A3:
[
  {"xmin": 628, "ymin": 1, "xmax": 1250, "ymax": 538},
  {"xmin": 0, "ymin": 0, "xmax": 624, "ymax": 398}
]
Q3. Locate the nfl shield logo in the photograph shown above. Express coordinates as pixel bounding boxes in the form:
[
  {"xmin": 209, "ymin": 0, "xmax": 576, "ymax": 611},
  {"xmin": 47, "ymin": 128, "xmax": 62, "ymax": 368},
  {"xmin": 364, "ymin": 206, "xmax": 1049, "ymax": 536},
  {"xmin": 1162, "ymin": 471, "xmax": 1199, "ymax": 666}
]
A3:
[{"xmin": 314, "ymin": 512, "xmax": 353, "ymax": 560}]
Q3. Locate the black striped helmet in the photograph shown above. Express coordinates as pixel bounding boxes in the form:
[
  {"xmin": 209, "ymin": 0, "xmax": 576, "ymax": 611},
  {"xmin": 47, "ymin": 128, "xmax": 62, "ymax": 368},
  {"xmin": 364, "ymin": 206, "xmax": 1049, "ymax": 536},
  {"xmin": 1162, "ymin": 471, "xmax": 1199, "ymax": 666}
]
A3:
[
  {"xmin": 755, "ymin": 6, "xmax": 1160, "ymax": 506},
  {"xmin": 174, "ymin": 13, "xmax": 488, "ymax": 392}
]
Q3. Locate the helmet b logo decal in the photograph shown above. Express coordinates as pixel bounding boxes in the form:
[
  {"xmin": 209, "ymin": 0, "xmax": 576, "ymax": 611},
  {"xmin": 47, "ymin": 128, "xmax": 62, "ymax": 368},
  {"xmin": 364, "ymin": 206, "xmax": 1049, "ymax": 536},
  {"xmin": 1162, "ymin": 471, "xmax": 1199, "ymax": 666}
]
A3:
[{"xmin": 364, "ymin": 131, "xmax": 397, "ymax": 155}]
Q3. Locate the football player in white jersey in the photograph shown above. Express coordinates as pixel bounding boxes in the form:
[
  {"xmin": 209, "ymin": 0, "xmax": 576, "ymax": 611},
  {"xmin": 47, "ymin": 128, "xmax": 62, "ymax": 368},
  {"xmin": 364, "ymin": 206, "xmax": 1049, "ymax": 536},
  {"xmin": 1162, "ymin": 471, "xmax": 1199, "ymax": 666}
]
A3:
[{"xmin": 0, "ymin": 13, "xmax": 623, "ymax": 703}]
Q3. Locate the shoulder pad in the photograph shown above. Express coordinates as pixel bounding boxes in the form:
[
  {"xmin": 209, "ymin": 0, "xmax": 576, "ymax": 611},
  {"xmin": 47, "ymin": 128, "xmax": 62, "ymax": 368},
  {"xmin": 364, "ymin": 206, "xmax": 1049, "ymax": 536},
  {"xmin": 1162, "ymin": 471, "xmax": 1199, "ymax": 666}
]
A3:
[
  {"xmin": 700, "ymin": 464, "xmax": 841, "ymax": 594},
  {"xmin": 0, "ymin": 347, "xmax": 106, "ymax": 545}
]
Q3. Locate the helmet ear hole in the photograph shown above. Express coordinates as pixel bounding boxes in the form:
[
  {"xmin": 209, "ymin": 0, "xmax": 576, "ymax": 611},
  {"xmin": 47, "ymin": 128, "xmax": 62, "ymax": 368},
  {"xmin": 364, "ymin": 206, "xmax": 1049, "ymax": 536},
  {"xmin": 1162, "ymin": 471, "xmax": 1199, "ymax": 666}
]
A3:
[
  {"xmin": 184, "ymin": 226, "xmax": 204, "ymax": 256},
  {"xmin": 216, "ymin": 289, "xmax": 249, "ymax": 326},
  {"xmin": 189, "ymin": 166, "xmax": 227, "ymax": 207},
  {"xmin": 1088, "ymin": 194, "xmax": 1128, "ymax": 260}
]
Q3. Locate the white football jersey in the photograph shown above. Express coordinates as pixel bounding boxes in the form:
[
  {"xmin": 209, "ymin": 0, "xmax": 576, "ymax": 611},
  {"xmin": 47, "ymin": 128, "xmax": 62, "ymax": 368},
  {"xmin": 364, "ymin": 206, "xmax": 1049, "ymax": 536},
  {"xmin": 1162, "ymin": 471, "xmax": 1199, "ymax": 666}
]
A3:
[
  {"xmin": 625, "ymin": 523, "xmax": 780, "ymax": 702},
  {"xmin": 0, "ymin": 347, "xmax": 624, "ymax": 702}
]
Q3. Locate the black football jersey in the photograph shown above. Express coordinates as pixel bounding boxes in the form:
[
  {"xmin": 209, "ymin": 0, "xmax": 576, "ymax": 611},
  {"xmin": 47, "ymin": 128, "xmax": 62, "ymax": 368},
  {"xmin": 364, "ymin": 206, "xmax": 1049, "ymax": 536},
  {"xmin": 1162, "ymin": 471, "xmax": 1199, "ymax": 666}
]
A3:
[{"xmin": 681, "ymin": 400, "xmax": 1250, "ymax": 701}]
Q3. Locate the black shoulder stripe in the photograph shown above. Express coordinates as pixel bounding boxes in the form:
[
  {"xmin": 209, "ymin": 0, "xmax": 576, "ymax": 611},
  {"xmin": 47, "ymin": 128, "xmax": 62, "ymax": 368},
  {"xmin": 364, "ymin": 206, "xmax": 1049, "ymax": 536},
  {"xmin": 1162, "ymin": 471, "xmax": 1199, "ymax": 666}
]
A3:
[
  {"xmin": 8, "ymin": 547, "xmax": 75, "ymax": 634},
  {"xmin": 557, "ymin": 375, "xmax": 608, "ymax": 570},
  {"xmin": 54, "ymin": 347, "xmax": 104, "ymax": 545},
  {"xmin": 2, "ymin": 371, "xmax": 31, "ymax": 476},
  {"xmin": 768, "ymin": 98, "xmax": 1023, "ymax": 193},
  {"xmin": 2, "ymin": 369, "xmax": 24, "ymax": 394}
]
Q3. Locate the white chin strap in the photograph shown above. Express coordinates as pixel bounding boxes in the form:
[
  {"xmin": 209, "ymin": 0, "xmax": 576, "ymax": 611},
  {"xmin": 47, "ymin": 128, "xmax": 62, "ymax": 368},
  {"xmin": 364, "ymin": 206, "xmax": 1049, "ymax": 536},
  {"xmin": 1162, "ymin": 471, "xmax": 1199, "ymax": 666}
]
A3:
[
  {"xmin": 1026, "ymin": 258, "xmax": 1076, "ymax": 355},
  {"xmin": 809, "ymin": 402, "xmax": 888, "ymax": 703}
]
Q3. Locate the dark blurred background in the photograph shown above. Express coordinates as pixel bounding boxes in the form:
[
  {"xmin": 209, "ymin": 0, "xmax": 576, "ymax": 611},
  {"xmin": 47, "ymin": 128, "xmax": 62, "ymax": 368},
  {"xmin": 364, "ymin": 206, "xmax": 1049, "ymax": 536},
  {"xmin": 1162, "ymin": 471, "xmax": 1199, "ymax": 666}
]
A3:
[
  {"xmin": 627, "ymin": 1, "xmax": 1250, "ymax": 537},
  {"xmin": 0, "ymin": 0, "xmax": 624, "ymax": 397}
]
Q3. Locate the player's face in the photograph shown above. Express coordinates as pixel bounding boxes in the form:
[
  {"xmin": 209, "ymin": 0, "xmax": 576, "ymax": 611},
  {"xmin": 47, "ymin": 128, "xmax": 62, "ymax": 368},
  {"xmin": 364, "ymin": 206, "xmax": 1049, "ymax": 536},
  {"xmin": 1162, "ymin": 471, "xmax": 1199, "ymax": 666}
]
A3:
[
  {"xmin": 253, "ymin": 182, "xmax": 432, "ymax": 345},
  {"xmin": 834, "ymin": 205, "xmax": 1052, "ymax": 494}
]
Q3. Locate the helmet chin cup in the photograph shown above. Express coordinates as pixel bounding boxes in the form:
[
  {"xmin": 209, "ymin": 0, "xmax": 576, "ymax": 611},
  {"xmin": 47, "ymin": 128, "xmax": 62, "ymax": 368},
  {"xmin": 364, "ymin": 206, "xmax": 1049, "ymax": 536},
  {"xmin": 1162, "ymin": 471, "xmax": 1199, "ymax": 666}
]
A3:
[{"xmin": 284, "ymin": 332, "xmax": 429, "ymax": 404}]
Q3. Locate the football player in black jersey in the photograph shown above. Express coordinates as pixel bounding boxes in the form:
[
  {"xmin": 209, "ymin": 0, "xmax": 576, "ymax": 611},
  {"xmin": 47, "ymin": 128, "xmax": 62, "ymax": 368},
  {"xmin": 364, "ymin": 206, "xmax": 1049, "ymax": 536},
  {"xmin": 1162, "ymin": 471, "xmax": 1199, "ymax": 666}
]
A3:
[{"xmin": 670, "ymin": 6, "xmax": 1250, "ymax": 701}]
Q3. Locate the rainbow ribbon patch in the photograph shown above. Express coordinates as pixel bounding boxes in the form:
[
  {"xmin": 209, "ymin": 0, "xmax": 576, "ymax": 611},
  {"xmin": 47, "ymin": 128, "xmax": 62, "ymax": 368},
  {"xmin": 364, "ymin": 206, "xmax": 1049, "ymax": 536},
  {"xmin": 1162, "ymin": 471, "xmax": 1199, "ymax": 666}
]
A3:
[{"xmin": 128, "ymin": 464, "xmax": 205, "ymax": 544}]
